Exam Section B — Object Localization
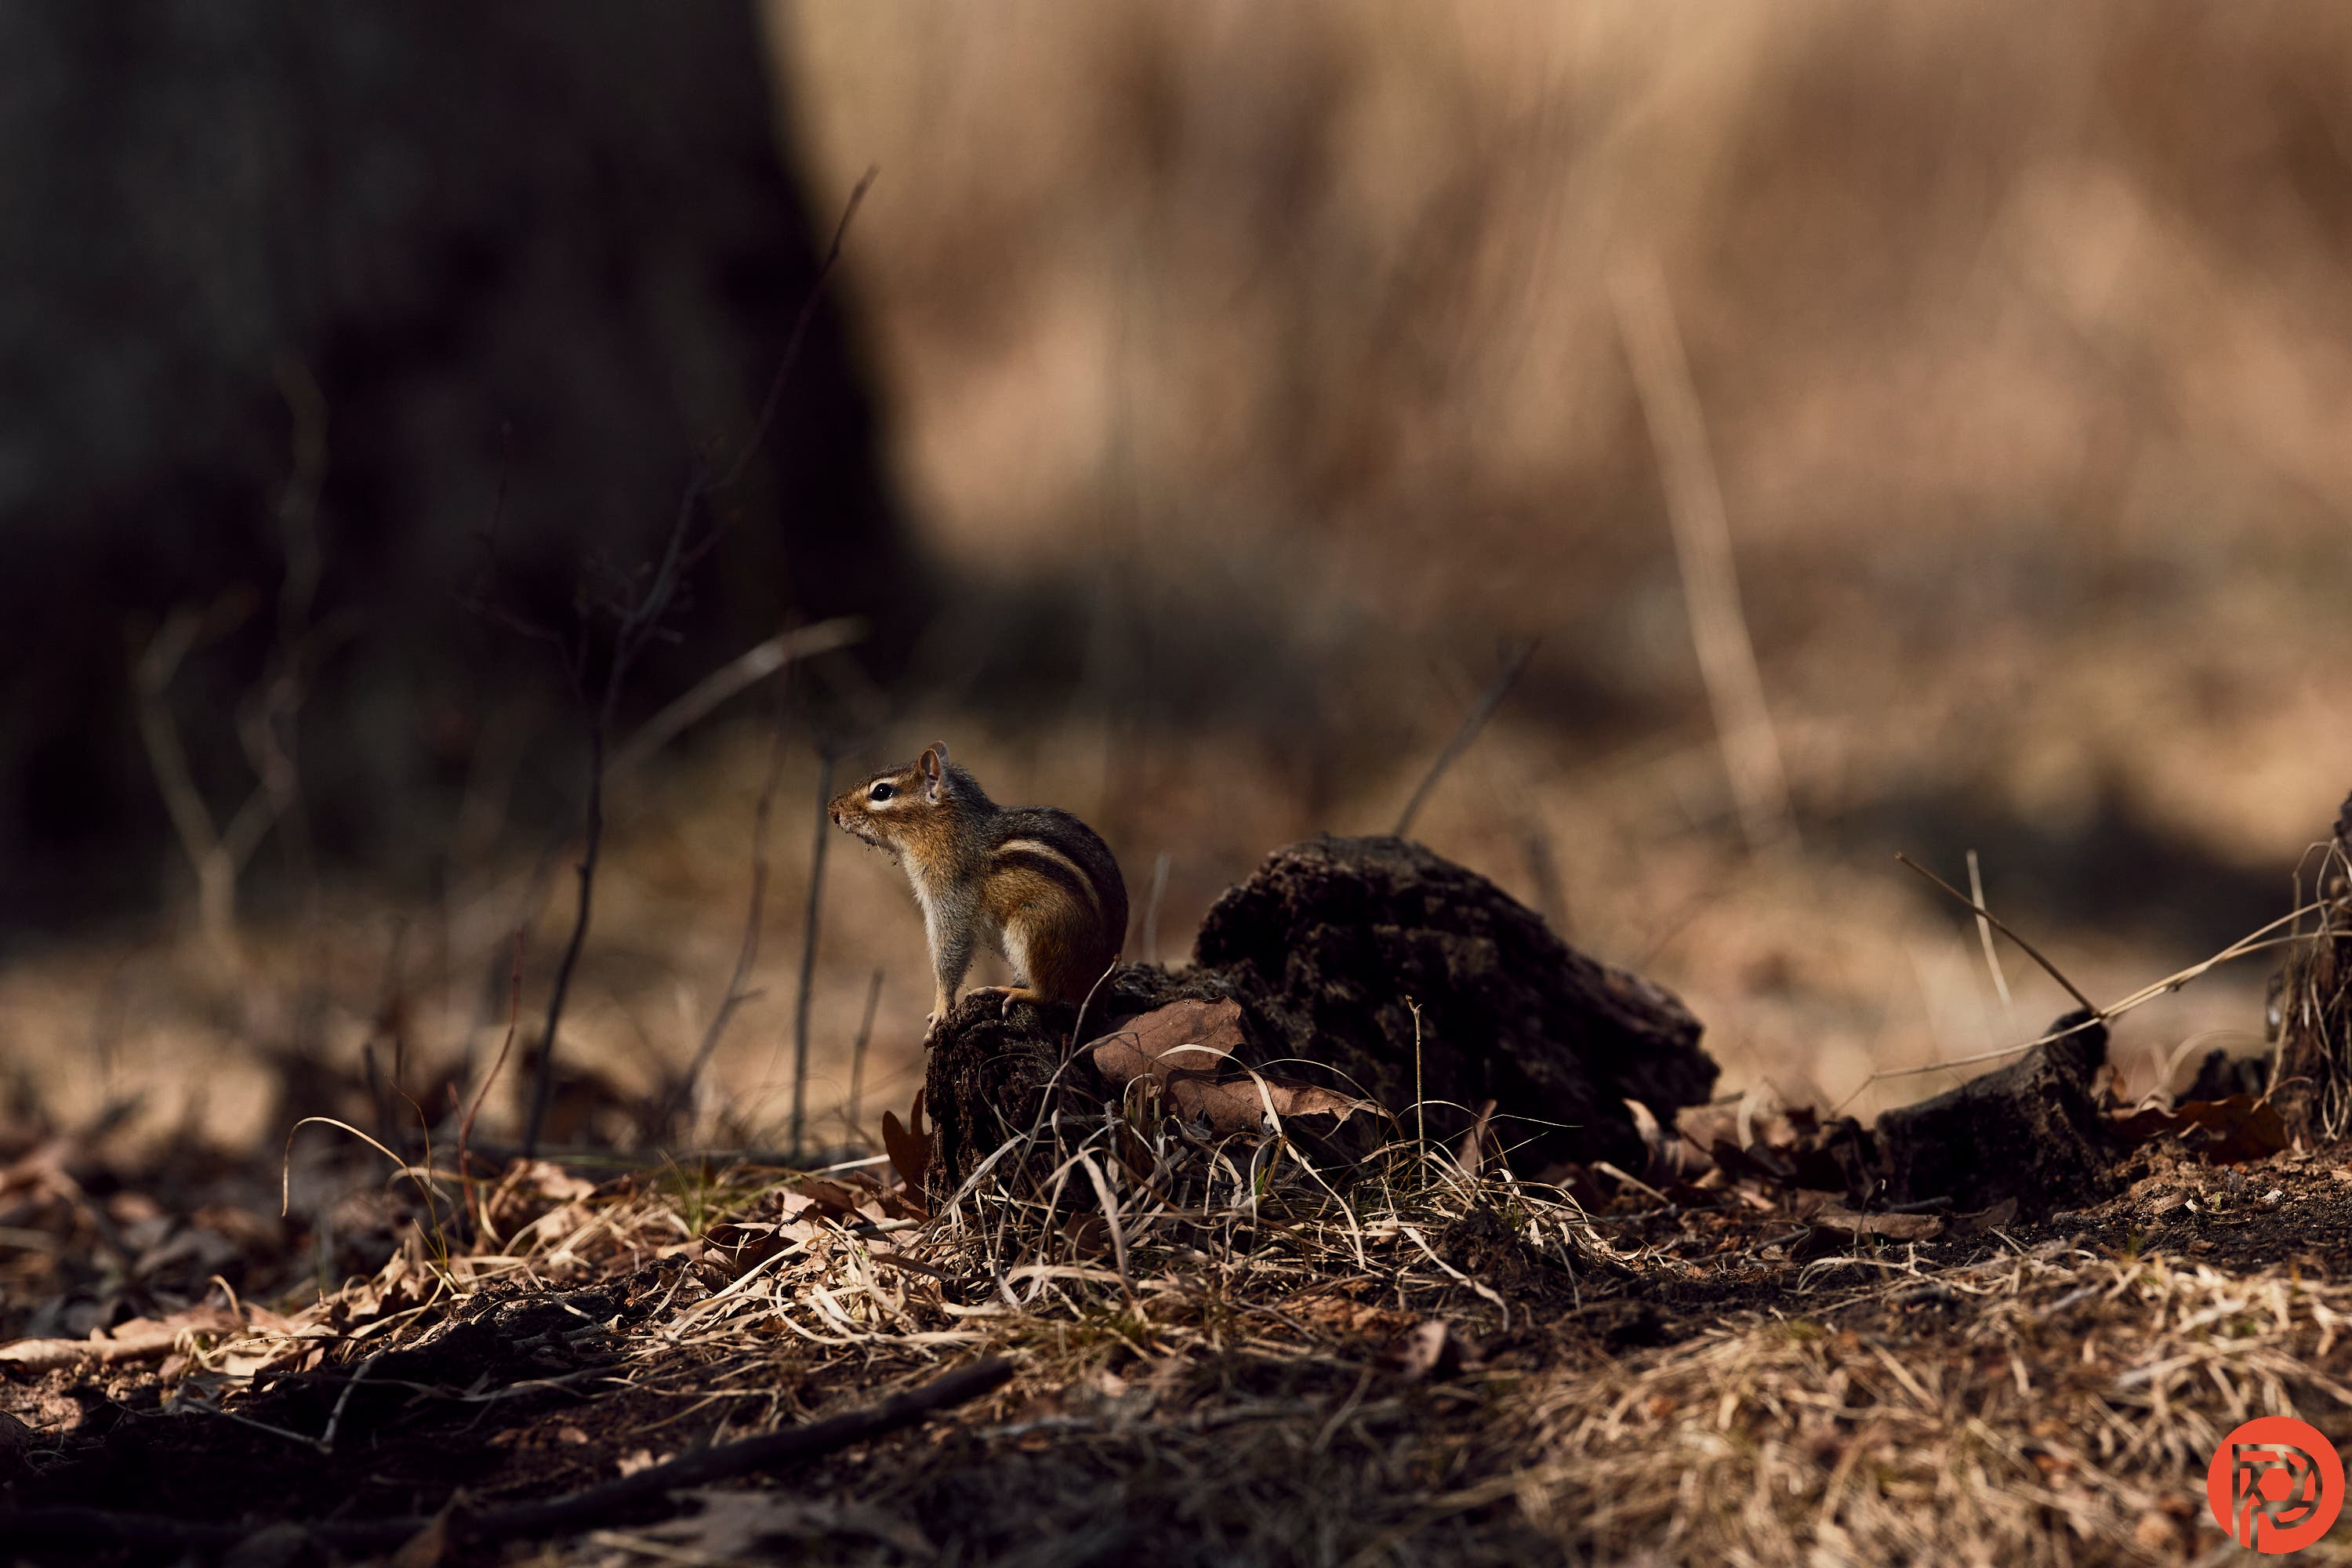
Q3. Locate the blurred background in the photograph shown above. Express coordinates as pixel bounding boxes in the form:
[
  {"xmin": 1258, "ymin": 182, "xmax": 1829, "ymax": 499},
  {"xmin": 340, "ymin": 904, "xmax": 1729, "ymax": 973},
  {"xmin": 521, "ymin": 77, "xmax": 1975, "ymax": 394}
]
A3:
[{"xmin": 5, "ymin": 0, "xmax": 2350, "ymax": 1160}]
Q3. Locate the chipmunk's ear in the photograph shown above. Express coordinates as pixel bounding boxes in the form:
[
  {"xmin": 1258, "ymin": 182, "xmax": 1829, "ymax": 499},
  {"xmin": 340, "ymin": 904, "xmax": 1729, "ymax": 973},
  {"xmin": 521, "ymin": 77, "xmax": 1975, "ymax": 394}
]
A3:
[{"xmin": 919, "ymin": 743, "xmax": 949, "ymax": 800}]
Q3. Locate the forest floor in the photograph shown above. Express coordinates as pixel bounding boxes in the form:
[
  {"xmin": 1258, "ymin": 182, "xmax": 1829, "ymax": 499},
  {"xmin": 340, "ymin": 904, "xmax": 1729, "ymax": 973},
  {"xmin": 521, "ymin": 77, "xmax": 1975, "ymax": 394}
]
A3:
[{"xmin": 5, "ymin": 1080, "xmax": 2351, "ymax": 1566}]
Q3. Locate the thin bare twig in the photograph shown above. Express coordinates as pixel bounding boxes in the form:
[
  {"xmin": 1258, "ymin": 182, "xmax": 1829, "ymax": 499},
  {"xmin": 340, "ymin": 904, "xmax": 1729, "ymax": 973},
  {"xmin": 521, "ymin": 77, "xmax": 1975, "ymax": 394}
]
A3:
[
  {"xmin": 1845, "ymin": 898, "xmax": 2327, "ymax": 1109},
  {"xmin": 789, "ymin": 750, "xmax": 838, "ymax": 1160},
  {"xmin": 662, "ymin": 656, "xmax": 800, "ymax": 1138},
  {"xmin": 715, "ymin": 166, "xmax": 879, "ymax": 494},
  {"xmin": 133, "ymin": 603, "xmax": 245, "ymax": 956},
  {"xmin": 608, "ymin": 617, "xmax": 864, "ymax": 782},
  {"xmin": 1613, "ymin": 258, "xmax": 1792, "ymax": 851},
  {"xmin": 1142, "ymin": 851, "xmax": 1173, "ymax": 963},
  {"xmin": 513, "ymin": 169, "xmax": 876, "ymax": 1154},
  {"xmin": 131, "ymin": 359, "xmax": 335, "ymax": 964},
  {"xmin": 846, "ymin": 967, "xmax": 884, "ymax": 1138},
  {"xmin": 1965, "ymin": 848, "xmax": 2015, "ymax": 1016},
  {"xmin": 1894, "ymin": 853, "xmax": 2093, "ymax": 1011},
  {"xmin": 459, "ymin": 932, "xmax": 524, "ymax": 1225},
  {"xmin": 1392, "ymin": 641, "xmax": 1539, "ymax": 837}
]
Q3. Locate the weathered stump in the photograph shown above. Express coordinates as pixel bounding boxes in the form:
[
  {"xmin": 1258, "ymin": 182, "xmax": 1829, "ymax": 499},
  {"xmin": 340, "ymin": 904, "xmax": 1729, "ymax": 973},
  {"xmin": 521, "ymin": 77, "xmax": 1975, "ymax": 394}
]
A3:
[
  {"xmin": 921, "ymin": 835, "xmax": 1716, "ymax": 1192},
  {"xmin": 1875, "ymin": 1009, "xmax": 2121, "ymax": 1216},
  {"xmin": 1194, "ymin": 837, "xmax": 1714, "ymax": 1170},
  {"xmin": 920, "ymin": 968, "xmax": 1236, "ymax": 1200}
]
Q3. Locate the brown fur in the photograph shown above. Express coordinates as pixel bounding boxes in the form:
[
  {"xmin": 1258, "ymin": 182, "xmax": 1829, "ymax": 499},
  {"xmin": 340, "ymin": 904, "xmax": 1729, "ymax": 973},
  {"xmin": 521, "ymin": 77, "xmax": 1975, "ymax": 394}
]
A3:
[{"xmin": 829, "ymin": 743, "xmax": 1127, "ymax": 1025}]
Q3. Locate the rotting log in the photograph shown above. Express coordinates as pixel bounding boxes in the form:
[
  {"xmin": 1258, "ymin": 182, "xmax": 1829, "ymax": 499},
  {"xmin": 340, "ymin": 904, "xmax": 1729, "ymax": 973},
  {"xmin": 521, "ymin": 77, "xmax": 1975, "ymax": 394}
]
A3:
[{"xmin": 921, "ymin": 835, "xmax": 1716, "ymax": 1196}]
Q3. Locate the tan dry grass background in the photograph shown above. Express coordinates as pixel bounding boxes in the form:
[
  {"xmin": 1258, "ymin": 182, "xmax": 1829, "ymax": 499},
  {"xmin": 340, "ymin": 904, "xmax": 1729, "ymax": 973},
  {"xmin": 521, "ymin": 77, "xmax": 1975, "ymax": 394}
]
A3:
[{"xmin": 9, "ymin": 3, "xmax": 2352, "ymax": 1154}]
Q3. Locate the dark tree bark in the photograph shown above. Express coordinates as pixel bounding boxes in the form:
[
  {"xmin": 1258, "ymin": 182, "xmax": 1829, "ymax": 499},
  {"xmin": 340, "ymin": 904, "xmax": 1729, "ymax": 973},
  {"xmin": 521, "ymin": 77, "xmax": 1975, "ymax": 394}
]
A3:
[
  {"xmin": 1192, "ymin": 836, "xmax": 1715, "ymax": 1171},
  {"xmin": 0, "ymin": 2, "xmax": 918, "ymax": 931},
  {"xmin": 1874, "ymin": 1009, "xmax": 2122, "ymax": 1217}
]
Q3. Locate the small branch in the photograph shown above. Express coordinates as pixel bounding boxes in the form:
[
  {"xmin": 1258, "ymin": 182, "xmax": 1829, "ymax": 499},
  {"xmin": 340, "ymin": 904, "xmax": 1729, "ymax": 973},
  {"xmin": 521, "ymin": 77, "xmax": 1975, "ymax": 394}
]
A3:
[
  {"xmin": 524, "ymin": 469, "xmax": 711, "ymax": 1156},
  {"xmin": 608, "ymin": 617, "xmax": 863, "ymax": 782},
  {"xmin": 1894, "ymin": 854, "xmax": 2095, "ymax": 1012},
  {"xmin": 662, "ymin": 661, "xmax": 797, "ymax": 1138},
  {"xmin": 132, "ymin": 608, "xmax": 231, "ymax": 937},
  {"xmin": 716, "ymin": 167, "xmax": 879, "ymax": 493},
  {"xmin": 506, "ymin": 171, "xmax": 877, "ymax": 1156},
  {"xmin": 0, "ymin": 1319, "xmax": 219, "ymax": 1372},
  {"xmin": 845, "ymin": 967, "xmax": 884, "ymax": 1138},
  {"xmin": 315, "ymin": 1352, "xmax": 380, "ymax": 1457},
  {"xmin": 523, "ymin": 686, "xmax": 610, "ymax": 1158},
  {"xmin": 459, "ymin": 932, "xmax": 525, "ymax": 1229},
  {"xmin": 789, "ymin": 750, "xmax": 838, "ymax": 1160},
  {"xmin": 1392, "ymin": 641, "xmax": 1539, "ymax": 837},
  {"xmin": 132, "ymin": 601, "xmax": 274, "ymax": 959}
]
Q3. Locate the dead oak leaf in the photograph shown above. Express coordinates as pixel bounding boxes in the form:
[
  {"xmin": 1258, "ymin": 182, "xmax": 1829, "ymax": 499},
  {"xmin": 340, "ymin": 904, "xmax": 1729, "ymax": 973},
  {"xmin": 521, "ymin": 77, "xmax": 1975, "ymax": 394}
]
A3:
[
  {"xmin": 1085, "ymin": 1000, "xmax": 1377, "ymax": 1138},
  {"xmin": 1809, "ymin": 1207, "xmax": 1944, "ymax": 1242},
  {"xmin": 1087, "ymin": 999, "xmax": 1246, "ymax": 1085}
]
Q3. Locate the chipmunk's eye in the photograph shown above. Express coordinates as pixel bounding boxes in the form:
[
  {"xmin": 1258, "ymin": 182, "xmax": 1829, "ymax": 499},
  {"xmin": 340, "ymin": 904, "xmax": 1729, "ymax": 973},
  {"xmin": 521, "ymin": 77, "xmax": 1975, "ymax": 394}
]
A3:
[{"xmin": 868, "ymin": 782, "xmax": 895, "ymax": 803}]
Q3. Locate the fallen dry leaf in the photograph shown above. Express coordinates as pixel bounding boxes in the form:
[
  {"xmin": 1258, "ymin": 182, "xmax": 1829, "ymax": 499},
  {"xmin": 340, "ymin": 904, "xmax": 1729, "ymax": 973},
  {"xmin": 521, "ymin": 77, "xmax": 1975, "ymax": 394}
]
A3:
[
  {"xmin": 1087, "ymin": 998, "xmax": 1247, "ymax": 1085},
  {"xmin": 881, "ymin": 1106, "xmax": 931, "ymax": 1203},
  {"xmin": 1457, "ymin": 1098, "xmax": 1497, "ymax": 1179},
  {"xmin": 0, "ymin": 1305, "xmax": 236, "ymax": 1372},
  {"xmin": 1162, "ymin": 1073, "xmax": 1376, "ymax": 1134},
  {"xmin": 1951, "ymin": 1196, "xmax": 2021, "ymax": 1236},
  {"xmin": 512, "ymin": 1160, "xmax": 597, "ymax": 1202},
  {"xmin": 797, "ymin": 1177, "xmax": 866, "ymax": 1217},
  {"xmin": 2110, "ymin": 1094, "xmax": 2290, "ymax": 1164},
  {"xmin": 1809, "ymin": 1207, "xmax": 1945, "ymax": 1242},
  {"xmin": 1087, "ymin": 1000, "xmax": 1377, "ymax": 1140}
]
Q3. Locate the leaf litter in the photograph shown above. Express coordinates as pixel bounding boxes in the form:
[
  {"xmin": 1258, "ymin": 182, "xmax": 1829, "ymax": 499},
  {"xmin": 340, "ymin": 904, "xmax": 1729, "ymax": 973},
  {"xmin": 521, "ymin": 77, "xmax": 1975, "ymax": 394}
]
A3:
[{"xmin": 8, "ymin": 1016, "xmax": 2352, "ymax": 1563}]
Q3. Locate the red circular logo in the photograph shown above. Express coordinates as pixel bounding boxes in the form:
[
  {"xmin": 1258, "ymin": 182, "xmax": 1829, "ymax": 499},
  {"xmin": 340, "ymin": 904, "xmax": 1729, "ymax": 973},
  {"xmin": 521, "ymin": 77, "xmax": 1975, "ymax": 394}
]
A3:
[{"xmin": 2208, "ymin": 1416, "xmax": 2344, "ymax": 1552}]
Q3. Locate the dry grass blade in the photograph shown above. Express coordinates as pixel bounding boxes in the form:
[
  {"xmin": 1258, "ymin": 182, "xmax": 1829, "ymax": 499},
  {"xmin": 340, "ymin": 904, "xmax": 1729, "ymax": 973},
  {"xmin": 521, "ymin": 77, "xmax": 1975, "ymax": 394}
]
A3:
[
  {"xmin": 1860, "ymin": 898, "xmax": 2327, "ymax": 1091},
  {"xmin": 1392, "ymin": 641, "xmax": 1540, "ymax": 837},
  {"xmin": 1613, "ymin": 256, "xmax": 1791, "ymax": 852}
]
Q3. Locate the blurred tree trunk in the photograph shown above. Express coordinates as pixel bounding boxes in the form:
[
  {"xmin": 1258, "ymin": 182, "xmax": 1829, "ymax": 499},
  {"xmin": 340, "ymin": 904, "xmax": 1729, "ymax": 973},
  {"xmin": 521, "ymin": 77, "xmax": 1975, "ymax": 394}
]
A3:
[{"xmin": 0, "ymin": 2, "xmax": 918, "ymax": 933}]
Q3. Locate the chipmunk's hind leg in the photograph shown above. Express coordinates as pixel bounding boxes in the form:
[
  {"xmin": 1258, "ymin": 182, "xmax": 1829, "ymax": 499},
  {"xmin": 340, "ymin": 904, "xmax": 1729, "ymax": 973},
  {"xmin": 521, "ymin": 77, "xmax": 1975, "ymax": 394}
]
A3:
[
  {"xmin": 992, "ymin": 903, "xmax": 1108, "ymax": 1015},
  {"xmin": 967, "ymin": 982, "xmax": 1046, "ymax": 1018}
]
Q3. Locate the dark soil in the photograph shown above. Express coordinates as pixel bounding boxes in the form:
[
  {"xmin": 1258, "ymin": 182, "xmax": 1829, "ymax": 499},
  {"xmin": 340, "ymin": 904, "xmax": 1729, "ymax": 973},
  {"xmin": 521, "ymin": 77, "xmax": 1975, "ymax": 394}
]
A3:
[{"xmin": 9, "ymin": 1126, "xmax": 2352, "ymax": 1564}]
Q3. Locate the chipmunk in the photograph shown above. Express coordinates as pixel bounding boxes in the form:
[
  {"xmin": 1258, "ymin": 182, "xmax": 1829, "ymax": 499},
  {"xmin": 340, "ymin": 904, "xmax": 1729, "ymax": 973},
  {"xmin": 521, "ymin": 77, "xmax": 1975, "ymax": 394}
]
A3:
[{"xmin": 829, "ymin": 743, "xmax": 1128, "ymax": 1033}]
